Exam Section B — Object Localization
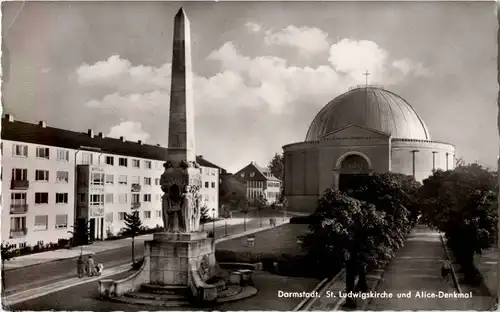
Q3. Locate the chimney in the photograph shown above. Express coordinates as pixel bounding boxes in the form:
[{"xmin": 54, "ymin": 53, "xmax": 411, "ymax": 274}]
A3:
[
  {"xmin": 198, "ymin": 155, "xmax": 203, "ymax": 158},
  {"xmin": 120, "ymin": 136, "xmax": 125, "ymax": 142},
  {"xmin": 39, "ymin": 121, "xmax": 46, "ymax": 128},
  {"xmin": 87, "ymin": 129, "xmax": 94, "ymax": 138},
  {"xmin": 98, "ymin": 132, "xmax": 103, "ymax": 138},
  {"xmin": 138, "ymin": 140, "xmax": 142, "ymax": 145},
  {"xmin": 5, "ymin": 114, "xmax": 14, "ymax": 122},
  {"xmin": 156, "ymin": 144, "xmax": 161, "ymax": 147}
]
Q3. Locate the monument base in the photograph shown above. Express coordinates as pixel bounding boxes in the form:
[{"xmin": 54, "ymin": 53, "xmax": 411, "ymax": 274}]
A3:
[{"xmin": 98, "ymin": 231, "xmax": 257, "ymax": 306}]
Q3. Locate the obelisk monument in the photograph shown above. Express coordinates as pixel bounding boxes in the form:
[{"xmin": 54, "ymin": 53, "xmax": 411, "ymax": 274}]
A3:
[{"xmin": 160, "ymin": 7, "xmax": 202, "ymax": 234}]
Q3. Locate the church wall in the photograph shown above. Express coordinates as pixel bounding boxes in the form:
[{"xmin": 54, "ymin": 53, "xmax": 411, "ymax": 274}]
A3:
[
  {"xmin": 391, "ymin": 140, "xmax": 455, "ymax": 182},
  {"xmin": 305, "ymin": 149, "xmax": 319, "ymax": 195}
]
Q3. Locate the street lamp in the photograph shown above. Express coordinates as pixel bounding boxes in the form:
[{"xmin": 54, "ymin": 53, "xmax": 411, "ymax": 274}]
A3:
[{"xmin": 212, "ymin": 208, "xmax": 216, "ymax": 238}]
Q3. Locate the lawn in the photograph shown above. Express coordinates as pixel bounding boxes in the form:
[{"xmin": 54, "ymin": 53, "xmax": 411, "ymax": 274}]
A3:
[{"xmin": 216, "ymin": 223, "xmax": 310, "ymax": 255}]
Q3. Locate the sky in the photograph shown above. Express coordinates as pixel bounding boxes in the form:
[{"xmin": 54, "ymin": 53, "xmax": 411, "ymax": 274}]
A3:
[{"xmin": 2, "ymin": 1, "xmax": 498, "ymax": 173}]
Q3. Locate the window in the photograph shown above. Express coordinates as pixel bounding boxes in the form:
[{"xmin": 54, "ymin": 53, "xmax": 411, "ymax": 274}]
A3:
[
  {"xmin": 12, "ymin": 144, "xmax": 28, "ymax": 157},
  {"xmin": 105, "ymin": 193, "xmax": 114, "ymax": 204},
  {"xmin": 105, "ymin": 156, "xmax": 114, "ymax": 166},
  {"xmin": 119, "ymin": 212, "xmax": 126, "ymax": 220},
  {"xmin": 34, "ymin": 215, "xmax": 48, "ymax": 231},
  {"xmin": 119, "ymin": 175, "xmax": 127, "ymax": 185},
  {"xmin": 56, "ymin": 171, "xmax": 69, "ymax": 183},
  {"xmin": 55, "ymin": 193, "xmax": 68, "ymax": 204},
  {"xmin": 82, "ymin": 152, "xmax": 93, "ymax": 165},
  {"xmin": 90, "ymin": 194, "xmax": 104, "ymax": 206},
  {"xmin": 105, "ymin": 212, "xmax": 113, "ymax": 222},
  {"xmin": 35, "ymin": 192, "xmax": 49, "ymax": 204},
  {"xmin": 204, "ymin": 195, "xmax": 209, "ymax": 201},
  {"xmin": 144, "ymin": 211, "xmax": 151, "ymax": 219},
  {"xmin": 144, "ymin": 177, "xmax": 151, "ymax": 186},
  {"xmin": 91, "ymin": 172, "xmax": 104, "ymax": 185},
  {"xmin": 10, "ymin": 216, "xmax": 26, "ymax": 230},
  {"xmin": 205, "ymin": 182, "xmax": 209, "ymax": 188},
  {"xmin": 11, "ymin": 193, "xmax": 27, "ymax": 205},
  {"xmin": 211, "ymin": 182, "xmax": 216, "ymax": 188},
  {"xmin": 240, "ymin": 172, "xmax": 245, "ymax": 178},
  {"xmin": 35, "ymin": 170, "xmax": 49, "ymax": 182},
  {"xmin": 145, "ymin": 161, "xmax": 152, "ymax": 169},
  {"xmin": 156, "ymin": 194, "xmax": 160, "ymax": 201},
  {"xmin": 132, "ymin": 159, "xmax": 140, "ymax": 168},
  {"xmin": 105, "ymin": 174, "xmax": 114, "ymax": 184},
  {"xmin": 55, "ymin": 214, "xmax": 68, "ymax": 228},
  {"xmin": 156, "ymin": 211, "xmax": 161, "ymax": 218},
  {"xmin": 155, "ymin": 178, "xmax": 160, "ymax": 186},
  {"xmin": 12, "ymin": 168, "xmax": 28, "ymax": 181},
  {"xmin": 143, "ymin": 194, "xmax": 151, "ymax": 202},
  {"xmin": 211, "ymin": 169, "xmax": 216, "ymax": 176},
  {"xmin": 36, "ymin": 147, "xmax": 50, "ymax": 159},
  {"xmin": 131, "ymin": 176, "xmax": 140, "ymax": 184},
  {"xmin": 118, "ymin": 193, "xmax": 127, "ymax": 204},
  {"xmin": 250, "ymin": 172, "xmax": 255, "ymax": 178},
  {"xmin": 119, "ymin": 157, "xmax": 128, "ymax": 167},
  {"xmin": 78, "ymin": 193, "xmax": 86, "ymax": 204},
  {"xmin": 56, "ymin": 149, "xmax": 69, "ymax": 162},
  {"xmin": 132, "ymin": 194, "xmax": 140, "ymax": 204}
]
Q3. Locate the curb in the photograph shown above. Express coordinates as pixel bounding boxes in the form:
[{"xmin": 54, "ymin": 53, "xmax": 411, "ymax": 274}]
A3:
[
  {"xmin": 215, "ymin": 220, "xmax": 290, "ymax": 244},
  {"xmin": 292, "ymin": 277, "xmax": 329, "ymax": 311},
  {"xmin": 439, "ymin": 234, "xmax": 462, "ymax": 293}
]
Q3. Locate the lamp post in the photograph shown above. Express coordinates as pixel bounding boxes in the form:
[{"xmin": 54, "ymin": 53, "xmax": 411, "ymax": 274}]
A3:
[
  {"xmin": 224, "ymin": 214, "xmax": 228, "ymax": 237},
  {"xmin": 212, "ymin": 208, "xmax": 216, "ymax": 238}
]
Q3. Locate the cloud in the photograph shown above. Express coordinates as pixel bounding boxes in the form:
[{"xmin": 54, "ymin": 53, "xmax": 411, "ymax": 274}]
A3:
[
  {"xmin": 245, "ymin": 22, "xmax": 262, "ymax": 33},
  {"xmin": 264, "ymin": 25, "xmax": 330, "ymax": 57},
  {"xmin": 392, "ymin": 58, "xmax": 433, "ymax": 77},
  {"xmin": 107, "ymin": 121, "xmax": 150, "ymax": 142}
]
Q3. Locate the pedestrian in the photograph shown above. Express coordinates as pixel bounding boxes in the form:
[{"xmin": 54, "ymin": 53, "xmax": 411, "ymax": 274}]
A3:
[
  {"xmin": 441, "ymin": 259, "xmax": 451, "ymax": 282},
  {"xmin": 87, "ymin": 255, "xmax": 95, "ymax": 277},
  {"xmin": 77, "ymin": 255, "xmax": 84, "ymax": 278}
]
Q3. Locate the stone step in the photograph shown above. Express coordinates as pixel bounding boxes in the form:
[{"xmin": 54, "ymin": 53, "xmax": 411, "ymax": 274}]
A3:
[
  {"xmin": 216, "ymin": 285, "xmax": 242, "ymax": 299},
  {"xmin": 124, "ymin": 291, "xmax": 187, "ymax": 301},
  {"xmin": 141, "ymin": 283, "xmax": 189, "ymax": 295},
  {"xmin": 216, "ymin": 285, "xmax": 258, "ymax": 303},
  {"xmin": 112, "ymin": 295, "xmax": 190, "ymax": 307}
]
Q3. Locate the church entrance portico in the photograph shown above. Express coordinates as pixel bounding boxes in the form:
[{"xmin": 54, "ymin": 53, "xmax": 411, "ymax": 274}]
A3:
[{"xmin": 332, "ymin": 152, "xmax": 373, "ymax": 192}]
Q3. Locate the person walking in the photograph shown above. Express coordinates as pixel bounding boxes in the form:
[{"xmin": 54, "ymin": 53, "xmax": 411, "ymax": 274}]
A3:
[
  {"xmin": 77, "ymin": 255, "xmax": 85, "ymax": 278},
  {"xmin": 441, "ymin": 259, "xmax": 452, "ymax": 282},
  {"xmin": 87, "ymin": 255, "xmax": 95, "ymax": 277}
]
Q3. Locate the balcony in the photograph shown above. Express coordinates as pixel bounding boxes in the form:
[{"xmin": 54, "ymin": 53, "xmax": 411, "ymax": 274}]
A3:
[
  {"xmin": 131, "ymin": 202, "xmax": 141, "ymax": 209},
  {"xmin": 131, "ymin": 184, "xmax": 142, "ymax": 192},
  {"xmin": 10, "ymin": 204, "xmax": 28, "ymax": 214},
  {"xmin": 10, "ymin": 180, "xmax": 29, "ymax": 190},
  {"xmin": 10, "ymin": 228, "xmax": 27, "ymax": 238}
]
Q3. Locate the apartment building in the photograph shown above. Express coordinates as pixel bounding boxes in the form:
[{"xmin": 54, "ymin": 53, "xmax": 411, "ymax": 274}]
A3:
[
  {"xmin": 1, "ymin": 115, "xmax": 221, "ymax": 247},
  {"xmin": 234, "ymin": 162, "xmax": 282, "ymax": 205},
  {"xmin": 197, "ymin": 156, "xmax": 221, "ymax": 219}
]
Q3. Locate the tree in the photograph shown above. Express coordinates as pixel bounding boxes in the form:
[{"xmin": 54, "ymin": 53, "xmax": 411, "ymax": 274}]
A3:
[
  {"xmin": 68, "ymin": 219, "xmax": 91, "ymax": 255},
  {"xmin": 268, "ymin": 153, "xmax": 284, "ymax": 181},
  {"xmin": 305, "ymin": 189, "xmax": 388, "ymax": 308},
  {"xmin": 124, "ymin": 211, "xmax": 143, "ymax": 265},
  {"xmin": 256, "ymin": 192, "xmax": 268, "ymax": 227},
  {"xmin": 200, "ymin": 204, "xmax": 210, "ymax": 223},
  {"xmin": 240, "ymin": 201, "xmax": 250, "ymax": 232},
  {"xmin": 420, "ymin": 162, "xmax": 498, "ymax": 284},
  {"xmin": 1, "ymin": 242, "xmax": 15, "ymax": 295}
]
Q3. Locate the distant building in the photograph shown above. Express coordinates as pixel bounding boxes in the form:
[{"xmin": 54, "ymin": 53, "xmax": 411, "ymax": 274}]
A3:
[
  {"xmin": 219, "ymin": 168, "xmax": 247, "ymax": 210},
  {"xmin": 1, "ymin": 115, "xmax": 221, "ymax": 247},
  {"xmin": 234, "ymin": 162, "xmax": 281, "ymax": 205}
]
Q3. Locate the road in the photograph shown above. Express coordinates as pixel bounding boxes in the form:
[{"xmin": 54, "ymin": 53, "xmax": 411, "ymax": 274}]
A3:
[{"xmin": 3, "ymin": 218, "xmax": 267, "ymax": 295}]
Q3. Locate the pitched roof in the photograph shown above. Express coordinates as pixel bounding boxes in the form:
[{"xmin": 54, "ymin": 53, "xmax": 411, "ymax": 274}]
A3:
[
  {"xmin": 234, "ymin": 162, "xmax": 281, "ymax": 182},
  {"xmin": 1, "ymin": 116, "xmax": 220, "ymax": 168}
]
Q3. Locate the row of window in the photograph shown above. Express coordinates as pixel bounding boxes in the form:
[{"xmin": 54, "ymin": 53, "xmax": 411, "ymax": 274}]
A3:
[
  {"xmin": 11, "ymin": 192, "xmax": 69, "ymax": 205},
  {"xmin": 11, "ymin": 144, "xmax": 163, "ymax": 169},
  {"xmin": 12, "ymin": 168, "xmax": 69, "ymax": 183},
  {"xmin": 81, "ymin": 193, "xmax": 156, "ymax": 205},
  {"xmin": 89, "ymin": 173, "xmax": 159, "ymax": 186},
  {"xmin": 204, "ymin": 181, "xmax": 217, "ymax": 188},
  {"xmin": 10, "ymin": 215, "xmax": 68, "ymax": 231},
  {"xmin": 111, "ymin": 210, "xmax": 162, "ymax": 222}
]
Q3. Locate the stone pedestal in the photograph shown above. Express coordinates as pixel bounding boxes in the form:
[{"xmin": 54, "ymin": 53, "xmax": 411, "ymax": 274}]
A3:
[{"xmin": 149, "ymin": 231, "xmax": 217, "ymax": 286}]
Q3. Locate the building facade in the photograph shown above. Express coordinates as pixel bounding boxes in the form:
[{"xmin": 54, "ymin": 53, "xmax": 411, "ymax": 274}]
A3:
[
  {"xmin": 233, "ymin": 162, "xmax": 281, "ymax": 205},
  {"xmin": 283, "ymin": 86, "xmax": 455, "ymax": 213},
  {"xmin": 1, "ymin": 115, "xmax": 220, "ymax": 247}
]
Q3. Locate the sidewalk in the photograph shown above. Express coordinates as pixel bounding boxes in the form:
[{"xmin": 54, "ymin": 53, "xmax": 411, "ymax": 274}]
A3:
[
  {"xmin": 4, "ymin": 217, "xmax": 247, "ymax": 270},
  {"xmin": 366, "ymin": 225, "xmax": 493, "ymax": 310}
]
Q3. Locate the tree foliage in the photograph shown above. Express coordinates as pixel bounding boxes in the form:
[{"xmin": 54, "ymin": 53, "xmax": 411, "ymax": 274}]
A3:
[
  {"xmin": 124, "ymin": 211, "xmax": 143, "ymax": 265},
  {"xmin": 268, "ymin": 153, "xmax": 284, "ymax": 181},
  {"xmin": 200, "ymin": 204, "xmax": 211, "ymax": 223},
  {"xmin": 1, "ymin": 242, "xmax": 15, "ymax": 295},
  {"xmin": 419, "ymin": 162, "xmax": 498, "ymax": 284}
]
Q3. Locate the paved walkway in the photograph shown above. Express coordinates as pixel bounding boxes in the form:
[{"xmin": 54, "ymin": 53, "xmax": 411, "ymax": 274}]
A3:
[{"xmin": 366, "ymin": 225, "xmax": 493, "ymax": 310}]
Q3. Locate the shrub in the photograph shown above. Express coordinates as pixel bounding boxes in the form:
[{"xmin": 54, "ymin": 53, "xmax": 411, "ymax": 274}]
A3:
[
  {"xmin": 132, "ymin": 257, "xmax": 144, "ymax": 270},
  {"xmin": 289, "ymin": 215, "xmax": 320, "ymax": 224}
]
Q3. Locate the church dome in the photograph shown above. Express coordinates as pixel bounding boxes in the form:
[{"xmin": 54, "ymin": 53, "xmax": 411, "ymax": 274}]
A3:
[{"xmin": 305, "ymin": 86, "xmax": 431, "ymax": 141}]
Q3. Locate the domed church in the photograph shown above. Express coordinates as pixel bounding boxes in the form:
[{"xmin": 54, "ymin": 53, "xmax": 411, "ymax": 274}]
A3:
[{"xmin": 282, "ymin": 85, "xmax": 455, "ymax": 213}]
